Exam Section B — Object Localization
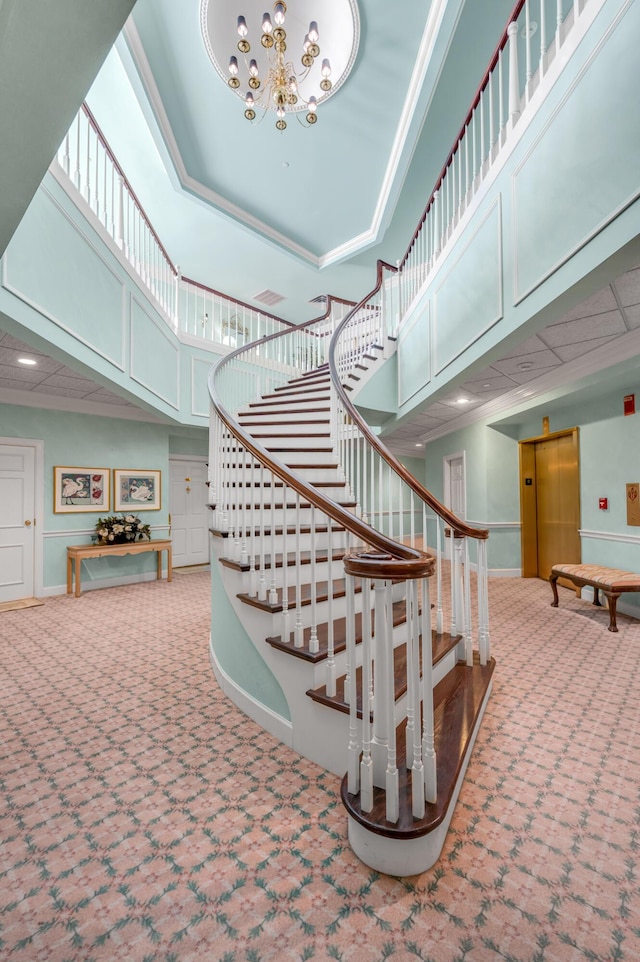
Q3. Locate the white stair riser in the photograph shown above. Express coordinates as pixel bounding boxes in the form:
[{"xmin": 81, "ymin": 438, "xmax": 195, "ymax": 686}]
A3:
[
  {"xmin": 251, "ymin": 435, "xmax": 333, "ymax": 449},
  {"xmin": 239, "ymin": 411, "xmax": 331, "ymax": 424},
  {"xmin": 211, "ymin": 528, "xmax": 352, "ymax": 555},
  {"xmin": 216, "ymin": 484, "xmax": 349, "ymax": 504},
  {"xmin": 219, "ymin": 506, "xmax": 356, "ymax": 528}
]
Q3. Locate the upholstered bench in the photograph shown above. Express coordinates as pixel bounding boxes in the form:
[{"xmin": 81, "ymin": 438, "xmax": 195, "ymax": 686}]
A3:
[{"xmin": 549, "ymin": 563, "xmax": 640, "ymax": 632}]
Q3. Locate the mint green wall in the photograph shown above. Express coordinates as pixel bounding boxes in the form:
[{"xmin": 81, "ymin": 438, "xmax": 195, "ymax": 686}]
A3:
[
  {"xmin": 424, "ymin": 421, "xmax": 520, "ymax": 571},
  {"xmin": 515, "ymin": 381, "xmax": 640, "ymax": 613},
  {"xmin": 0, "ymin": 173, "xmax": 215, "ymax": 429},
  {"xmin": 425, "ymin": 375, "xmax": 640, "ymax": 583},
  {"xmin": 395, "ymin": 0, "xmax": 640, "ymax": 420},
  {"xmin": 1, "ymin": 403, "xmax": 206, "ymax": 590},
  {"xmin": 169, "ymin": 431, "xmax": 208, "ymax": 456}
]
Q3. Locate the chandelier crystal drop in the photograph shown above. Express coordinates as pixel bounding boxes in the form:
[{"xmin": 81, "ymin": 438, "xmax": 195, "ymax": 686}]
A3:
[{"xmin": 227, "ymin": 1, "xmax": 331, "ymax": 129}]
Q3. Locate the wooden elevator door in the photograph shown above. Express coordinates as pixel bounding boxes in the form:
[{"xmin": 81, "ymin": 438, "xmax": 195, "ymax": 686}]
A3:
[{"xmin": 520, "ymin": 428, "xmax": 581, "ymax": 580}]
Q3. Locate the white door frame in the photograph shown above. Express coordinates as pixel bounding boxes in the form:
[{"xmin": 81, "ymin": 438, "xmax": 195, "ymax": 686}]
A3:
[
  {"xmin": 168, "ymin": 454, "xmax": 209, "ymax": 562},
  {"xmin": 443, "ymin": 450, "xmax": 467, "ymax": 519},
  {"xmin": 0, "ymin": 436, "xmax": 44, "ymax": 599}
]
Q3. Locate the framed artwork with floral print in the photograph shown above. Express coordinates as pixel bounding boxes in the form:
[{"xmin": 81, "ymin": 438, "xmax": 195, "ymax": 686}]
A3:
[
  {"xmin": 114, "ymin": 469, "xmax": 161, "ymax": 511},
  {"xmin": 53, "ymin": 466, "xmax": 110, "ymax": 514}
]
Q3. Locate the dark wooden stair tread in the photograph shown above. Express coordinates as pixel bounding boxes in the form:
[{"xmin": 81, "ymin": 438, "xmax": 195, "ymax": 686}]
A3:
[
  {"xmin": 238, "ymin": 577, "xmax": 362, "ymax": 613},
  {"xmin": 306, "ymin": 631, "xmax": 460, "ymax": 714},
  {"xmin": 267, "ymin": 599, "xmax": 423, "ymax": 663},
  {"xmin": 209, "ymin": 523, "xmax": 346, "ymax": 538},
  {"xmin": 220, "ymin": 547, "xmax": 346, "ymax": 572},
  {"xmin": 341, "ymin": 655, "xmax": 496, "ymax": 840}
]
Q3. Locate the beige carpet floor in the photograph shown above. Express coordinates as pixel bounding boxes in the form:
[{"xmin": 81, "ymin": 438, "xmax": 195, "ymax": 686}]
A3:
[{"xmin": 1, "ymin": 571, "xmax": 638, "ymax": 961}]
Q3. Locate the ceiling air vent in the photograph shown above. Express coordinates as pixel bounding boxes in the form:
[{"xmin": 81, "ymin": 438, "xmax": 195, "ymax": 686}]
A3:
[{"xmin": 253, "ymin": 288, "xmax": 285, "ymax": 307}]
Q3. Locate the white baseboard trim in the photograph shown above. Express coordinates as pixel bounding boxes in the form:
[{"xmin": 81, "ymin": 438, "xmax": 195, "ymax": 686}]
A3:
[
  {"xmin": 208, "ymin": 638, "xmax": 293, "ymax": 748},
  {"xmin": 487, "ymin": 567, "xmax": 522, "ymax": 578},
  {"xmin": 43, "ymin": 569, "xmax": 169, "ymax": 597}
]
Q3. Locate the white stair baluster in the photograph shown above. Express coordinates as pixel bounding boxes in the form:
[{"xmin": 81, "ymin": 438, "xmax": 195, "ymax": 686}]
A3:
[
  {"xmin": 407, "ymin": 579, "xmax": 425, "ymax": 819},
  {"xmin": 257, "ymin": 464, "xmax": 267, "ymax": 601},
  {"xmin": 308, "ymin": 504, "xmax": 319, "ymax": 653},
  {"xmin": 508, "ymin": 21, "xmax": 521, "ymax": 126},
  {"xmin": 420, "ymin": 576, "xmax": 437, "ymax": 804},
  {"xmin": 464, "ymin": 537, "xmax": 473, "ymax": 666},
  {"xmin": 384, "ymin": 580, "xmax": 399, "ymax": 824},
  {"xmin": 346, "ymin": 572, "xmax": 359, "ymax": 794},
  {"xmin": 294, "ymin": 492, "xmax": 303, "ymax": 647},
  {"xmin": 281, "ymin": 485, "xmax": 289, "ymax": 643},
  {"xmin": 360, "ymin": 578, "xmax": 374, "ymax": 812},
  {"xmin": 325, "ymin": 523, "xmax": 336, "ymax": 696}
]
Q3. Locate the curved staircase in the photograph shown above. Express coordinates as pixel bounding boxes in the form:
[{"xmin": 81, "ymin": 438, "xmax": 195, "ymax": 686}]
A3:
[{"xmin": 208, "ymin": 284, "xmax": 495, "ymax": 875}]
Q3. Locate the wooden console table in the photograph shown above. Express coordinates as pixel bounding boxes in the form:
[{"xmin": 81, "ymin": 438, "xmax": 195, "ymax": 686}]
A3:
[{"xmin": 66, "ymin": 539, "xmax": 172, "ymax": 597}]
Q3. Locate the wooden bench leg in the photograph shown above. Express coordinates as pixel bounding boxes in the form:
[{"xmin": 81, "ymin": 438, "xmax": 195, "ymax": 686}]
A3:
[
  {"xmin": 549, "ymin": 573, "xmax": 559, "ymax": 608},
  {"xmin": 592, "ymin": 587, "xmax": 602, "ymax": 607},
  {"xmin": 604, "ymin": 591, "xmax": 619, "ymax": 632}
]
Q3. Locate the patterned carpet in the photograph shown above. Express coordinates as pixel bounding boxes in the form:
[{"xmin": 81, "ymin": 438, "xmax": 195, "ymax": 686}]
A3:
[{"xmin": 1, "ymin": 569, "xmax": 638, "ymax": 961}]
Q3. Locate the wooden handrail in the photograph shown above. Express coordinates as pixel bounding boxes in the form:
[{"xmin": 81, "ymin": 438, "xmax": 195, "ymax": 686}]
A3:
[
  {"xmin": 399, "ymin": 0, "xmax": 527, "ymax": 270},
  {"xmin": 329, "ymin": 260, "xmax": 489, "ymax": 541},
  {"xmin": 81, "ymin": 103, "xmax": 179, "ymax": 277},
  {"xmin": 180, "ymin": 274, "xmax": 295, "ymax": 328}
]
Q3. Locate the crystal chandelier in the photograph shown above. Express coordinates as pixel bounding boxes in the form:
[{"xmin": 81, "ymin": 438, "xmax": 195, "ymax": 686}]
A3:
[{"xmin": 227, "ymin": 2, "xmax": 332, "ymax": 130}]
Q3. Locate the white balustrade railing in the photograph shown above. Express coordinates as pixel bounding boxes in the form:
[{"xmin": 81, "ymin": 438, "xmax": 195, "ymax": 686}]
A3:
[
  {"xmin": 56, "ymin": 103, "xmax": 179, "ymax": 322},
  {"xmin": 329, "ymin": 266, "xmax": 491, "ymax": 821},
  {"xmin": 398, "ymin": 0, "xmax": 590, "ymax": 317},
  {"xmin": 178, "ymin": 276, "xmax": 295, "ymax": 346},
  {"xmin": 53, "ymin": 104, "xmax": 293, "ymax": 347}
]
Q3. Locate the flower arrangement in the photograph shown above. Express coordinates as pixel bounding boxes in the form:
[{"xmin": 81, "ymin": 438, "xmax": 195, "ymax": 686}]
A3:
[{"xmin": 94, "ymin": 513, "xmax": 151, "ymax": 545}]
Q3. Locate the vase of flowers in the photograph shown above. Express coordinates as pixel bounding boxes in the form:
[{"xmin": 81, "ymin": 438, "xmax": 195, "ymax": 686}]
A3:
[{"xmin": 94, "ymin": 513, "xmax": 151, "ymax": 545}]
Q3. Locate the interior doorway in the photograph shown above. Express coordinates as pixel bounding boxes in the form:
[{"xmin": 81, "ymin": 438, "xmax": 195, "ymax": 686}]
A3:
[
  {"xmin": 443, "ymin": 452, "xmax": 466, "ymax": 519},
  {"xmin": 0, "ymin": 437, "xmax": 43, "ymax": 602},
  {"xmin": 168, "ymin": 456, "xmax": 210, "ymax": 568},
  {"xmin": 519, "ymin": 428, "xmax": 581, "ymax": 580}
]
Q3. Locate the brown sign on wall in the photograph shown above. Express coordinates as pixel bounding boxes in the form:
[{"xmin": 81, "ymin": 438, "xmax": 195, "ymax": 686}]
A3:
[{"xmin": 627, "ymin": 483, "xmax": 640, "ymax": 526}]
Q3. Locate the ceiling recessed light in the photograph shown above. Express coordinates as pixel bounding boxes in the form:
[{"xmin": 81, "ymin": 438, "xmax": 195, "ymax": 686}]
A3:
[
  {"xmin": 456, "ymin": 397, "xmax": 471, "ymax": 404},
  {"xmin": 518, "ymin": 361, "xmax": 534, "ymax": 371},
  {"xmin": 415, "ymin": 443, "xmax": 422, "ymax": 447},
  {"xmin": 18, "ymin": 357, "xmax": 37, "ymax": 366},
  {"xmin": 483, "ymin": 383, "xmax": 492, "ymax": 388}
]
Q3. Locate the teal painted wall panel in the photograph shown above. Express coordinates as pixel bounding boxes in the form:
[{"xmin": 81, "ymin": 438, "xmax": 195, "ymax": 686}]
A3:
[
  {"xmin": 398, "ymin": 303, "xmax": 431, "ymax": 406},
  {"xmin": 434, "ymin": 199, "xmax": 503, "ymax": 375},
  {"xmin": 3, "ymin": 186, "xmax": 125, "ymax": 367},
  {"xmin": 190, "ymin": 355, "xmax": 216, "ymax": 418},
  {"xmin": 130, "ymin": 296, "xmax": 179, "ymax": 409},
  {"xmin": 513, "ymin": 0, "xmax": 640, "ymax": 300}
]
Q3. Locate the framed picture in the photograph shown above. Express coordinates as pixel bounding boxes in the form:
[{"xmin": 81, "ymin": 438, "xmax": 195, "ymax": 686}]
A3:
[
  {"xmin": 114, "ymin": 469, "xmax": 161, "ymax": 511},
  {"xmin": 54, "ymin": 466, "xmax": 111, "ymax": 514}
]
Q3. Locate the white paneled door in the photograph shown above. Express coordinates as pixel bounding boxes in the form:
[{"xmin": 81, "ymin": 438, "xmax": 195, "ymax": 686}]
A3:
[
  {"xmin": 0, "ymin": 443, "xmax": 36, "ymax": 602},
  {"xmin": 169, "ymin": 457, "xmax": 209, "ymax": 568}
]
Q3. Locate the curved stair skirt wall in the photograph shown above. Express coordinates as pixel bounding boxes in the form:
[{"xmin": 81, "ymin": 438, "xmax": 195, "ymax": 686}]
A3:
[
  {"xmin": 346, "ymin": 678, "xmax": 493, "ymax": 877},
  {"xmin": 210, "ymin": 535, "xmax": 355, "ymax": 776},
  {"xmin": 208, "ymin": 639, "xmax": 293, "ymax": 750}
]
